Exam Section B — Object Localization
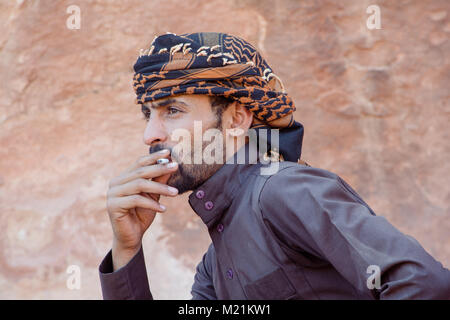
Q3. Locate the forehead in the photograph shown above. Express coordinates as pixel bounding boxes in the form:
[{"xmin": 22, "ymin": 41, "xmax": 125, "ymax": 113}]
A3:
[{"xmin": 142, "ymin": 95, "xmax": 210, "ymax": 109}]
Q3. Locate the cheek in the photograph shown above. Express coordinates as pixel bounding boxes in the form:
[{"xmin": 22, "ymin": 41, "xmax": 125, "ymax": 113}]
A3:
[
  {"xmin": 168, "ymin": 128, "xmax": 195, "ymax": 164},
  {"xmin": 165, "ymin": 112, "xmax": 217, "ymax": 161}
]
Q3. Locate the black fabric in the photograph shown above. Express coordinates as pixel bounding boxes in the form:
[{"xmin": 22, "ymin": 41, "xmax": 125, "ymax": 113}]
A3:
[{"xmin": 252, "ymin": 121, "xmax": 304, "ymax": 162}]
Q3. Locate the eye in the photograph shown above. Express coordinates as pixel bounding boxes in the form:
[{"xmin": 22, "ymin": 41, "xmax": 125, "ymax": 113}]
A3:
[
  {"xmin": 141, "ymin": 105, "xmax": 151, "ymax": 121},
  {"xmin": 167, "ymin": 107, "xmax": 181, "ymax": 115}
]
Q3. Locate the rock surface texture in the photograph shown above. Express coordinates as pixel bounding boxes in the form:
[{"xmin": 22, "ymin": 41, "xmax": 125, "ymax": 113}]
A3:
[{"xmin": 0, "ymin": 0, "xmax": 448, "ymax": 299}]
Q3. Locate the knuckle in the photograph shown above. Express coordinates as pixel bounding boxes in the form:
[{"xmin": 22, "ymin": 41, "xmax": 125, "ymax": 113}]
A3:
[
  {"xmin": 130, "ymin": 195, "xmax": 140, "ymax": 205},
  {"xmin": 135, "ymin": 167, "xmax": 146, "ymax": 176},
  {"xmin": 138, "ymin": 167, "xmax": 149, "ymax": 176},
  {"xmin": 106, "ymin": 198, "xmax": 116, "ymax": 212},
  {"xmin": 137, "ymin": 156, "xmax": 148, "ymax": 166},
  {"xmin": 137, "ymin": 178, "xmax": 148, "ymax": 190},
  {"xmin": 106, "ymin": 186, "xmax": 116, "ymax": 198},
  {"xmin": 108, "ymin": 178, "xmax": 117, "ymax": 188}
]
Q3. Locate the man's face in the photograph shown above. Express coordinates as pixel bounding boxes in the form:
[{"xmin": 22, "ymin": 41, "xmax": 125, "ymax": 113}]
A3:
[{"xmin": 141, "ymin": 94, "xmax": 227, "ymax": 194}]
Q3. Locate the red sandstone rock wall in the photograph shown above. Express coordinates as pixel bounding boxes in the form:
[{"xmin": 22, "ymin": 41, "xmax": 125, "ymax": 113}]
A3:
[{"xmin": 0, "ymin": 0, "xmax": 448, "ymax": 299}]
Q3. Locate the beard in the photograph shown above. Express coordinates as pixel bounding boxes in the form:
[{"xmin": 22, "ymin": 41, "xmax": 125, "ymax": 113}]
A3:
[
  {"xmin": 149, "ymin": 120, "xmax": 225, "ymax": 194},
  {"xmin": 167, "ymin": 158, "xmax": 223, "ymax": 194}
]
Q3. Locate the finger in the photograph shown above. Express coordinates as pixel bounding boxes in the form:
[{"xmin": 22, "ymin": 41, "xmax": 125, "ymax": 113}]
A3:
[
  {"xmin": 113, "ymin": 161, "xmax": 178, "ymax": 186},
  {"xmin": 110, "ymin": 151, "xmax": 170, "ymax": 188},
  {"xmin": 109, "ymin": 178, "xmax": 179, "ymax": 197},
  {"xmin": 124, "ymin": 149, "xmax": 171, "ymax": 176},
  {"xmin": 111, "ymin": 194, "xmax": 166, "ymax": 213}
]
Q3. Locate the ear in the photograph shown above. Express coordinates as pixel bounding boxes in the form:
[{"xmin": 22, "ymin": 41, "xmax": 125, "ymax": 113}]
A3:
[{"xmin": 225, "ymin": 101, "xmax": 253, "ymax": 131}]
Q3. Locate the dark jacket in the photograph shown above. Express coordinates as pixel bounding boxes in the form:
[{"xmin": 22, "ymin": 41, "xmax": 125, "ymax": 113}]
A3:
[{"xmin": 99, "ymin": 146, "xmax": 450, "ymax": 299}]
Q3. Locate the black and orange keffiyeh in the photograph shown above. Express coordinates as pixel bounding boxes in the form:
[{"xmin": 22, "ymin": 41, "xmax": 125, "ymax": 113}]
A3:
[{"xmin": 133, "ymin": 32, "xmax": 305, "ymax": 163}]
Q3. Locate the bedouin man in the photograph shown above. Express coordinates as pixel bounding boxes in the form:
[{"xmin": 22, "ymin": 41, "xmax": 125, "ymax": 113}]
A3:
[{"xmin": 99, "ymin": 32, "xmax": 450, "ymax": 299}]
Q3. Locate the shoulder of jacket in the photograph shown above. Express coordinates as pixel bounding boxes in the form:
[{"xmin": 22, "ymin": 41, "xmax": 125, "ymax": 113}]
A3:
[
  {"xmin": 254, "ymin": 161, "xmax": 339, "ymax": 183},
  {"xmin": 249, "ymin": 161, "xmax": 338, "ymax": 212},
  {"xmin": 255, "ymin": 162, "xmax": 376, "ymax": 216}
]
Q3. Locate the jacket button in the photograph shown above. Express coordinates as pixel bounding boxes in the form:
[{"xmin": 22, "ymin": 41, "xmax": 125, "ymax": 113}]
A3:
[
  {"xmin": 217, "ymin": 223, "xmax": 224, "ymax": 233},
  {"xmin": 226, "ymin": 268, "xmax": 233, "ymax": 279},
  {"xmin": 195, "ymin": 190, "xmax": 205, "ymax": 199},
  {"xmin": 204, "ymin": 201, "xmax": 214, "ymax": 210}
]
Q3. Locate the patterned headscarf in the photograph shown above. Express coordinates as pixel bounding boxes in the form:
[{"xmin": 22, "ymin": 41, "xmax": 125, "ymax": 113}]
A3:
[{"xmin": 133, "ymin": 32, "xmax": 305, "ymax": 163}]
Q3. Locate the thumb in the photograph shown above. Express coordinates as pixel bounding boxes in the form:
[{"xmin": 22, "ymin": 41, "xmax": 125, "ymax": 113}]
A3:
[{"xmin": 153, "ymin": 172, "xmax": 172, "ymax": 186}]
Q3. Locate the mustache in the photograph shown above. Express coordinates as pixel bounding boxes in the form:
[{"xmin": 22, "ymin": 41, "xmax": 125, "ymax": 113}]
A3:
[{"xmin": 149, "ymin": 145, "xmax": 168, "ymax": 154}]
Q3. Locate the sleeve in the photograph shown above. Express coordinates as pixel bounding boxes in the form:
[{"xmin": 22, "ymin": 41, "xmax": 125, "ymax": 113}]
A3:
[
  {"xmin": 98, "ymin": 245, "xmax": 153, "ymax": 300},
  {"xmin": 259, "ymin": 165, "xmax": 450, "ymax": 299},
  {"xmin": 190, "ymin": 243, "xmax": 217, "ymax": 300}
]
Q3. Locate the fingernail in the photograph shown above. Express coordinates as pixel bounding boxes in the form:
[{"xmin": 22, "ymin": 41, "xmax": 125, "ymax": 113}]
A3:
[
  {"xmin": 157, "ymin": 149, "xmax": 169, "ymax": 154},
  {"xmin": 160, "ymin": 204, "xmax": 166, "ymax": 211},
  {"xmin": 167, "ymin": 162, "xmax": 178, "ymax": 168},
  {"xmin": 168, "ymin": 186, "xmax": 178, "ymax": 194}
]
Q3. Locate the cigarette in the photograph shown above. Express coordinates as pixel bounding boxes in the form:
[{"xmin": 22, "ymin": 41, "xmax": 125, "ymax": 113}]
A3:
[{"xmin": 157, "ymin": 158, "xmax": 169, "ymax": 165}]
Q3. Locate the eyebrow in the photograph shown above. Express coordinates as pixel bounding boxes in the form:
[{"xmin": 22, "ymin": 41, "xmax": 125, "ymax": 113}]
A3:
[{"xmin": 142, "ymin": 98, "xmax": 188, "ymax": 112}]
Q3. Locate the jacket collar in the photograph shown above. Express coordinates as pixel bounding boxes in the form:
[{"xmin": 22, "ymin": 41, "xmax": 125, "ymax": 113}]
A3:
[{"xmin": 188, "ymin": 142, "xmax": 262, "ymax": 228}]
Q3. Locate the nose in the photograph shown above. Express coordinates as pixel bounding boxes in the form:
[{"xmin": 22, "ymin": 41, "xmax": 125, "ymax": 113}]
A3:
[{"xmin": 143, "ymin": 116, "xmax": 168, "ymax": 147}]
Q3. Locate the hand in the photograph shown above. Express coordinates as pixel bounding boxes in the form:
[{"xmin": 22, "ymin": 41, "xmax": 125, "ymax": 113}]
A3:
[{"xmin": 106, "ymin": 149, "xmax": 178, "ymax": 269}]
